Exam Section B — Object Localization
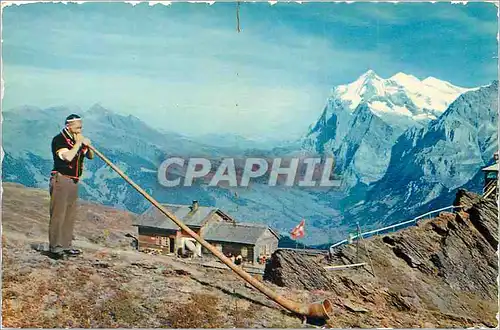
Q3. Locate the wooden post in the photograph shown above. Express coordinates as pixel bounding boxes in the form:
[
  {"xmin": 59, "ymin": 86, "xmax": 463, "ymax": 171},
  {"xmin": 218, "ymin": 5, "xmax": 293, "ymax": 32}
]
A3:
[
  {"xmin": 356, "ymin": 223, "xmax": 360, "ymax": 264},
  {"xmin": 358, "ymin": 223, "xmax": 376, "ymax": 278},
  {"xmin": 233, "ymin": 288, "xmax": 239, "ymax": 326}
]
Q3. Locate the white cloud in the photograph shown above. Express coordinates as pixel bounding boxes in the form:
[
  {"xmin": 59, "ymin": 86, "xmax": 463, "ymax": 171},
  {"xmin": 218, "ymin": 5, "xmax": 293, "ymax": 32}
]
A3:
[
  {"xmin": 3, "ymin": 6, "xmax": 398, "ymax": 140},
  {"xmin": 3, "ymin": 64, "xmax": 330, "ymax": 140},
  {"xmin": 3, "ymin": 2, "xmax": 494, "ymax": 140}
]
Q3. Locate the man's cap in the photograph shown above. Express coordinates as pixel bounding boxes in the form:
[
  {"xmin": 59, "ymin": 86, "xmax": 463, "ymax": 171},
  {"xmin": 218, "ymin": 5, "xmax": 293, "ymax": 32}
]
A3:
[{"xmin": 65, "ymin": 114, "xmax": 82, "ymax": 124}]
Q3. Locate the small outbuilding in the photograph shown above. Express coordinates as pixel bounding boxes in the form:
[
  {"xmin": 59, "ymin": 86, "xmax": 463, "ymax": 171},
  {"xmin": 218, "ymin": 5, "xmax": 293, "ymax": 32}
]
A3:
[
  {"xmin": 201, "ymin": 221, "xmax": 280, "ymax": 264},
  {"xmin": 481, "ymin": 163, "xmax": 498, "ymax": 191}
]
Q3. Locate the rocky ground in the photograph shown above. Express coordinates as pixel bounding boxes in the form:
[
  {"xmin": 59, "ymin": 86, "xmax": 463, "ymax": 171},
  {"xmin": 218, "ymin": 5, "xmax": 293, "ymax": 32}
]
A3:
[
  {"xmin": 2, "ymin": 183, "xmax": 305, "ymax": 328},
  {"xmin": 2, "ymin": 182, "xmax": 498, "ymax": 328},
  {"xmin": 265, "ymin": 189, "xmax": 499, "ymax": 328}
]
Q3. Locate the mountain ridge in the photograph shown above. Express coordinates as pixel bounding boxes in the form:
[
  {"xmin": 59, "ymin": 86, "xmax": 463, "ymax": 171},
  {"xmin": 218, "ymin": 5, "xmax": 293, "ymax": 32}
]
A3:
[
  {"xmin": 2, "ymin": 74, "xmax": 495, "ymax": 246},
  {"xmin": 2, "ymin": 106, "xmax": 347, "ymax": 244},
  {"xmin": 342, "ymin": 80, "xmax": 498, "ymax": 226}
]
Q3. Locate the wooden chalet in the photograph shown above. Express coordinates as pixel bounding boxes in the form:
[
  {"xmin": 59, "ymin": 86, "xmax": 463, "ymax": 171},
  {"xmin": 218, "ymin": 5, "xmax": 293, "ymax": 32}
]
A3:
[
  {"xmin": 133, "ymin": 200, "xmax": 280, "ymax": 263},
  {"xmin": 133, "ymin": 200, "xmax": 235, "ymax": 257}
]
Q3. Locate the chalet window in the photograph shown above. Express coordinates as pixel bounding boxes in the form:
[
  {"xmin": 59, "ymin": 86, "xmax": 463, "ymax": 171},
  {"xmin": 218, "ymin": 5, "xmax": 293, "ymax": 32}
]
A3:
[
  {"xmin": 487, "ymin": 172, "xmax": 497, "ymax": 179},
  {"xmin": 241, "ymin": 247, "xmax": 248, "ymax": 257},
  {"xmin": 160, "ymin": 236, "xmax": 168, "ymax": 247}
]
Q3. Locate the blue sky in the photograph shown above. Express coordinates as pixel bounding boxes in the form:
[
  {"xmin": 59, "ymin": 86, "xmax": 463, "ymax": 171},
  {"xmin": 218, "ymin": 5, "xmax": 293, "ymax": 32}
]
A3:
[{"xmin": 2, "ymin": 2, "xmax": 498, "ymax": 140}]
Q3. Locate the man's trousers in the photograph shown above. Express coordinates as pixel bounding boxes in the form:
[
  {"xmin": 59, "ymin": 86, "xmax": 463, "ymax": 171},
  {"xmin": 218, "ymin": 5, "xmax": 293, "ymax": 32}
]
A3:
[{"xmin": 49, "ymin": 172, "xmax": 79, "ymax": 253}]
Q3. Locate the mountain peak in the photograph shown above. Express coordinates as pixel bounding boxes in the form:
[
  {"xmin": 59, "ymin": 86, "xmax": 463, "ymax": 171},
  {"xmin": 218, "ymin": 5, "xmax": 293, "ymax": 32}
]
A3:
[
  {"xmin": 331, "ymin": 70, "xmax": 472, "ymax": 119},
  {"xmin": 86, "ymin": 103, "xmax": 113, "ymax": 116},
  {"xmin": 422, "ymin": 76, "xmax": 451, "ymax": 88},
  {"xmin": 422, "ymin": 76, "xmax": 473, "ymax": 94},
  {"xmin": 422, "ymin": 76, "xmax": 443, "ymax": 84},
  {"xmin": 332, "ymin": 70, "xmax": 386, "ymax": 112},
  {"xmin": 362, "ymin": 69, "xmax": 377, "ymax": 76},
  {"xmin": 358, "ymin": 69, "xmax": 382, "ymax": 81},
  {"xmin": 390, "ymin": 72, "xmax": 421, "ymax": 85}
]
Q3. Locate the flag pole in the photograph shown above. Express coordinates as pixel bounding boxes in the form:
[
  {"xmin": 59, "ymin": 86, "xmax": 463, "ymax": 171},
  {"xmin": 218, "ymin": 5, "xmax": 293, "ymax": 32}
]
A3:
[
  {"xmin": 291, "ymin": 219, "xmax": 305, "ymax": 250},
  {"xmin": 302, "ymin": 219, "xmax": 305, "ymax": 250}
]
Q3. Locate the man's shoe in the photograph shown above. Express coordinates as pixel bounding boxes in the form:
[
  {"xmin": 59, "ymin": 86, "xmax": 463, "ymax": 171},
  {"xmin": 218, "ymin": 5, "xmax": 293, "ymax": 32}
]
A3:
[
  {"xmin": 64, "ymin": 248, "xmax": 82, "ymax": 256},
  {"xmin": 45, "ymin": 251, "xmax": 66, "ymax": 260}
]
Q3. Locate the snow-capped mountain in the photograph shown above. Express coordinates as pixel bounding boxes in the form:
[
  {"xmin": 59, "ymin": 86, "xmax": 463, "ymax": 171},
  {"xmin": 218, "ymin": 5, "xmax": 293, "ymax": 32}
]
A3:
[
  {"xmin": 303, "ymin": 70, "xmax": 474, "ymax": 186},
  {"xmin": 1, "ymin": 105, "xmax": 346, "ymax": 245},
  {"xmin": 2, "ymin": 74, "xmax": 495, "ymax": 246},
  {"xmin": 346, "ymin": 80, "xmax": 498, "ymax": 227},
  {"xmin": 327, "ymin": 69, "xmax": 472, "ymax": 127}
]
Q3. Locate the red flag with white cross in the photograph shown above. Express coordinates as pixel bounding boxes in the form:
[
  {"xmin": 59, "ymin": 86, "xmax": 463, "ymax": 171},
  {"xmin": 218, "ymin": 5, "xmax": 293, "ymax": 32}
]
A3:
[{"xmin": 290, "ymin": 219, "xmax": 305, "ymax": 240}]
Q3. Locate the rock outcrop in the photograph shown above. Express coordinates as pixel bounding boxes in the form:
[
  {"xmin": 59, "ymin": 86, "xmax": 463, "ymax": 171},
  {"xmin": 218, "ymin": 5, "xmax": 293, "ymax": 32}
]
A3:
[
  {"xmin": 264, "ymin": 189, "xmax": 498, "ymax": 327},
  {"xmin": 263, "ymin": 251, "xmax": 339, "ymax": 292}
]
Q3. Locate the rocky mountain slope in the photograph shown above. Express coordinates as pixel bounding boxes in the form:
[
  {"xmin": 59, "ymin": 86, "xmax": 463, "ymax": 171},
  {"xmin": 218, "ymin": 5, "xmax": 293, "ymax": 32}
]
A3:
[
  {"xmin": 344, "ymin": 80, "xmax": 498, "ymax": 226},
  {"xmin": 264, "ymin": 189, "xmax": 498, "ymax": 328},
  {"xmin": 2, "ymin": 73, "xmax": 495, "ymax": 246},
  {"xmin": 1, "ymin": 182, "xmax": 304, "ymax": 328},
  {"xmin": 2, "ymin": 182, "xmax": 497, "ymax": 328},
  {"xmin": 2, "ymin": 105, "xmax": 343, "ymax": 245},
  {"xmin": 302, "ymin": 70, "xmax": 474, "ymax": 187}
]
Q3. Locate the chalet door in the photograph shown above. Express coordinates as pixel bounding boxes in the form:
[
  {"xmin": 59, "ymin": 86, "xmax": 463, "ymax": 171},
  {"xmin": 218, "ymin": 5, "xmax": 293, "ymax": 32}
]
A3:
[
  {"xmin": 169, "ymin": 238, "xmax": 175, "ymax": 253},
  {"xmin": 241, "ymin": 247, "xmax": 248, "ymax": 258}
]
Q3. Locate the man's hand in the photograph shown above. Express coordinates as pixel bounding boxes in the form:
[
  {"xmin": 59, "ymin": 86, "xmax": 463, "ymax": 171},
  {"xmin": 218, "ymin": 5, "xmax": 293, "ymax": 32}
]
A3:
[
  {"xmin": 74, "ymin": 133, "xmax": 85, "ymax": 145},
  {"xmin": 82, "ymin": 138, "xmax": 91, "ymax": 146},
  {"xmin": 60, "ymin": 133, "xmax": 87, "ymax": 162}
]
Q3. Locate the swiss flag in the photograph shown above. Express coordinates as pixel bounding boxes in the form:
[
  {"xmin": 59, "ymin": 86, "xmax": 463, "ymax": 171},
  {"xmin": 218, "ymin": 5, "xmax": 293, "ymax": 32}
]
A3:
[{"xmin": 290, "ymin": 219, "xmax": 305, "ymax": 239}]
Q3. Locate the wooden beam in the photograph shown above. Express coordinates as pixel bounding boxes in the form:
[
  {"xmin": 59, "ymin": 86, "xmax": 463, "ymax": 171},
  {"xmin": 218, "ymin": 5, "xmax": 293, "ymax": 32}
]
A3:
[
  {"xmin": 483, "ymin": 181, "xmax": 497, "ymax": 199},
  {"xmin": 324, "ymin": 262, "xmax": 367, "ymax": 270}
]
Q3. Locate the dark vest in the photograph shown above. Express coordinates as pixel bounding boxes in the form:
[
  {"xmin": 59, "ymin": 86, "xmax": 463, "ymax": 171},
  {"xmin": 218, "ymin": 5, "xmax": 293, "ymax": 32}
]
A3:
[{"xmin": 51, "ymin": 129, "xmax": 87, "ymax": 179}]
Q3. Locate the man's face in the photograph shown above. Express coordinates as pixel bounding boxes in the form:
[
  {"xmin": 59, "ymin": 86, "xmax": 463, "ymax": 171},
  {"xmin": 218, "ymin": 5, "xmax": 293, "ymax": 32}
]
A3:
[{"xmin": 66, "ymin": 120, "xmax": 82, "ymax": 135}]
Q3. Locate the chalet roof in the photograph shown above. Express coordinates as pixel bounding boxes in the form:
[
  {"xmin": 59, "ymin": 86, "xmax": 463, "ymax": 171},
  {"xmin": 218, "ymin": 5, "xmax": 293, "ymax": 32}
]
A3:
[
  {"xmin": 482, "ymin": 163, "xmax": 499, "ymax": 172},
  {"xmin": 202, "ymin": 222, "xmax": 280, "ymax": 245},
  {"xmin": 133, "ymin": 203, "xmax": 233, "ymax": 230}
]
